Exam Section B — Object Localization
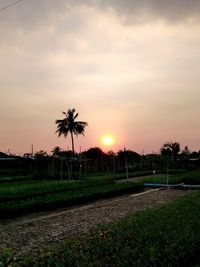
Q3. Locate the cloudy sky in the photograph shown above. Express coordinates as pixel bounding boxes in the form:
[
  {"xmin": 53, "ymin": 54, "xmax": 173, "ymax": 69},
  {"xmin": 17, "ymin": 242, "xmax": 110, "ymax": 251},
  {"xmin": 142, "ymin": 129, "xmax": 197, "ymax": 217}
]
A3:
[{"xmin": 0, "ymin": 0, "xmax": 200, "ymax": 155}]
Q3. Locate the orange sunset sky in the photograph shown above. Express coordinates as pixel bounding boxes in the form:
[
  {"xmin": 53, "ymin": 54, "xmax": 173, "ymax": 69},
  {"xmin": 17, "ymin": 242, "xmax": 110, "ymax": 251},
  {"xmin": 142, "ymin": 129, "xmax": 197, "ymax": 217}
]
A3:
[{"xmin": 0, "ymin": 0, "xmax": 200, "ymax": 155}]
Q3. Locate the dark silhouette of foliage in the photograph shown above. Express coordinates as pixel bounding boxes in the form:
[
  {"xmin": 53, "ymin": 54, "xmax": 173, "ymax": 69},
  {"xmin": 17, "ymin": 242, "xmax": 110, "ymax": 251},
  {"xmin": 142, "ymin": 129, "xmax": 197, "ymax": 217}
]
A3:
[
  {"xmin": 106, "ymin": 150, "xmax": 116, "ymax": 159},
  {"xmin": 117, "ymin": 149, "xmax": 141, "ymax": 162},
  {"xmin": 34, "ymin": 150, "xmax": 48, "ymax": 159},
  {"xmin": 160, "ymin": 141, "xmax": 180, "ymax": 160},
  {"xmin": 85, "ymin": 147, "xmax": 104, "ymax": 159},
  {"xmin": 190, "ymin": 151, "xmax": 200, "ymax": 159},
  {"xmin": 0, "ymin": 152, "xmax": 10, "ymax": 158},
  {"xmin": 61, "ymin": 150, "xmax": 77, "ymax": 159},
  {"xmin": 182, "ymin": 146, "xmax": 190, "ymax": 155},
  {"xmin": 51, "ymin": 146, "xmax": 63, "ymax": 156},
  {"xmin": 180, "ymin": 146, "xmax": 190, "ymax": 160},
  {"xmin": 55, "ymin": 108, "xmax": 88, "ymax": 153}
]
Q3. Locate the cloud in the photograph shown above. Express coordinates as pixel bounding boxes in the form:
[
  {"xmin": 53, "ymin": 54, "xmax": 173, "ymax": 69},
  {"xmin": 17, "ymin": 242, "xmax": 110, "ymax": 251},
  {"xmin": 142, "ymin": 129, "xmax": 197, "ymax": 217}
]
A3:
[
  {"xmin": 1, "ymin": 0, "xmax": 200, "ymax": 30},
  {"xmin": 0, "ymin": 0, "xmax": 200, "ymax": 154},
  {"xmin": 87, "ymin": 0, "xmax": 200, "ymax": 24}
]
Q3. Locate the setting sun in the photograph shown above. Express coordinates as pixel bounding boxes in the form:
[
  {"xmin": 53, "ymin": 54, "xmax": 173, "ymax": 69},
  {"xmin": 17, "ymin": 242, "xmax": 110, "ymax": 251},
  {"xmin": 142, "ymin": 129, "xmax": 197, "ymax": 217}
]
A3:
[{"xmin": 102, "ymin": 135, "xmax": 115, "ymax": 146}]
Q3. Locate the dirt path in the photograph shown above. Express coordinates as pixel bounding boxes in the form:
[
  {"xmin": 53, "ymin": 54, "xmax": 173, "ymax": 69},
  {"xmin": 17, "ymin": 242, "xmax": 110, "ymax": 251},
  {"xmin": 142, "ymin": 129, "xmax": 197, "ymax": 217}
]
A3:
[
  {"xmin": 117, "ymin": 173, "xmax": 168, "ymax": 183},
  {"xmin": 0, "ymin": 189, "xmax": 192, "ymax": 259}
]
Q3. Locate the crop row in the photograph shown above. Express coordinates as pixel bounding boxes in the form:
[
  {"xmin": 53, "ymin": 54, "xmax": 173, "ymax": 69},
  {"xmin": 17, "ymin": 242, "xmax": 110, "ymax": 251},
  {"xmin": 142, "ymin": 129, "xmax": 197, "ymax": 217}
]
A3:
[
  {"xmin": 141, "ymin": 170, "xmax": 200, "ymax": 185},
  {"xmin": 21, "ymin": 190, "xmax": 200, "ymax": 267},
  {"xmin": 0, "ymin": 178, "xmax": 115, "ymax": 202},
  {"xmin": 0, "ymin": 182, "xmax": 143, "ymax": 218}
]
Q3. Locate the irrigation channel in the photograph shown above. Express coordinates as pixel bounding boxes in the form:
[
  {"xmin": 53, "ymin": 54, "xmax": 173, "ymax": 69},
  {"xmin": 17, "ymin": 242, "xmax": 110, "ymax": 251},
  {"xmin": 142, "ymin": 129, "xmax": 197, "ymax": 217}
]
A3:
[{"xmin": 0, "ymin": 187, "xmax": 193, "ymax": 260}]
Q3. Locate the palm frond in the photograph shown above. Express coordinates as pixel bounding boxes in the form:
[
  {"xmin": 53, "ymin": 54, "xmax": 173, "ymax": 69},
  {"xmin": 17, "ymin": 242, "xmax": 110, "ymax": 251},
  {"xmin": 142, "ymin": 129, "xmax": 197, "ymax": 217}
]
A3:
[{"xmin": 55, "ymin": 108, "xmax": 88, "ymax": 152}]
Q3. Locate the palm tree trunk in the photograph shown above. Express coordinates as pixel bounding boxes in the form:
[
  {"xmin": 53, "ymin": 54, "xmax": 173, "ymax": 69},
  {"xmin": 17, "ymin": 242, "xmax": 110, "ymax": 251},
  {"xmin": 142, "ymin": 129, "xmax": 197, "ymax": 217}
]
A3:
[{"xmin": 70, "ymin": 131, "xmax": 75, "ymax": 153}]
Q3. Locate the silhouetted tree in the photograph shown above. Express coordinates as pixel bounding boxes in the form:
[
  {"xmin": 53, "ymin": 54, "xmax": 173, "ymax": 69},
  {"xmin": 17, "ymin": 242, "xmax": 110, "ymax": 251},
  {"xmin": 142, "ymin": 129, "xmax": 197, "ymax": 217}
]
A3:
[
  {"xmin": 190, "ymin": 151, "xmax": 199, "ymax": 159},
  {"xmin": 61, "ymin": 150, "xmax": 77, "ymax": 159},
  {"xmin": 34, "ymin": 150, "xmax": 48, "ymax": 159},
  {"xmin": 180, "ymin": 146, "xmax": 190, "ymax": 159},
  {"xmin": 55, "ymin": 108, "xmax": 88, "ymax": 153},
  {"xmin": 161, "ymin": 141, "xmax": 180, "ymax": 160},
  {"xmin": 117, "ymin": 149, "xmax": 141, "ymax": 163},
  {"xmin": 181, "ymin": 146, "xmax": 190, "ymax": 155},
  {"xmin": 52, "ymin": 146, "xmax": 63, "ymax": 156},
  {"xmin": 0, "ymin": 152, "xmax": 9, "ymax": 158},
  {"xmin": 106, "ymin": 150, "xmax": 116, "ymax": 158},
  {"xmin": 85, "ymin": 147, "xmax": 104, "ymax": 159}
]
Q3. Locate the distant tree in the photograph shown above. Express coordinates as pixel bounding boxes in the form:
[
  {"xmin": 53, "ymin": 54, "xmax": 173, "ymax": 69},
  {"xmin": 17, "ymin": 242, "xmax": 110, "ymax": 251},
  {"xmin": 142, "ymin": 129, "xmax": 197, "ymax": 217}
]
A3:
[
  {"xmin": 23, "ymin": 153, "xmax": 33, "ymax": 158},
  {"xmin": 181, "ymin": 146, "xmax": 190, "ymax": 155},
  {"xmin": 34, "ymin": 150, "xmax": 48, "ymax": 159},
  {"xmin": 52, "ymin": 146, "xmax": 63, "ymax": 156},
  {"xmin": 117, "ymin": 149, "xmax": 141, "ymax": 162},
  {"xmin": 85, "ymin": 147, "xmax": 104, "ymax": 159},
  {"xmin": 160, "ymin": 141, "xmax": 180, "ymax": 160},
  {"xmin": 55, "ymin": 108, "xmax": 88, "ymax": 153},
  {"xmin": 0, "ymin": 152, "xmax": 9, "ymax": 158},
  {"xmin": 190, "ymin": 151, "xmax": 199, "ymax": 159},
  {"xmin": 180, "ymin": 146, "xmax": 190, "ymax": 159},
  {"xmin": 106, "ymin": 150, "xmax": 116, "ymax": 158},
  {"xmin": 61, "ymin": 150, "xmax": 77, "ymax": 159}
]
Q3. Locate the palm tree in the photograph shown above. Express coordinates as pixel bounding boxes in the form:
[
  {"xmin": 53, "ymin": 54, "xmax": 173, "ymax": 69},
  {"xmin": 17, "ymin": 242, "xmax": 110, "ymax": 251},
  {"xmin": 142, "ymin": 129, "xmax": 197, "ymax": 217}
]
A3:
[
  {"xmin": 161, "ymin": 141, "xmax": 180, "ymax": 160},
  {"xmin": 51, "ymin": 146, "xmax": 63, "ymax": 156},
  {"xmin": 55, "ymin": 108, "xmax": 88, "ymax": 153}
]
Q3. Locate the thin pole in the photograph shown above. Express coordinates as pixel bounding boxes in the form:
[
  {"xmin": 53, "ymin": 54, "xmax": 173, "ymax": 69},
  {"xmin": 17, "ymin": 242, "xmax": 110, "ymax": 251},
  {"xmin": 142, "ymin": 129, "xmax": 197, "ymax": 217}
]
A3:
[
  {"xmin": 167, "ymin": 159, "xmax": 169, "ymax": 187},
  {"xmin": 60, "ymin": 158, "xmax": 63, "ymax": 181},
  {"xmin": 124, "ymin": 148, "xmax": 128, "ymax": 179},
  {"xmin": 31, "ymin": 144, "xmax": 34, "ymax": 156}
]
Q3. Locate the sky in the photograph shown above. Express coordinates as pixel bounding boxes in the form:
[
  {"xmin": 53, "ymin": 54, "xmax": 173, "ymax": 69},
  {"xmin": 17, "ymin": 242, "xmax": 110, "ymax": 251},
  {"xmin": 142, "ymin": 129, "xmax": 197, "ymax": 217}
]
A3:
[{"xmin": 0, "ymin": 0, "xmax": 200, "ymax": 155}]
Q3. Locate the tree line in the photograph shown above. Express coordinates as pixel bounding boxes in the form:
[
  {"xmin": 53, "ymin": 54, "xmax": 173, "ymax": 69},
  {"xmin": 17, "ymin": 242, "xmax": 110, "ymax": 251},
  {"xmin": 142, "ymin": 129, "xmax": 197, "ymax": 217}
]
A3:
[{"xmin": 1, "ymin": 108, "xmax": 199, "ymax": 178}]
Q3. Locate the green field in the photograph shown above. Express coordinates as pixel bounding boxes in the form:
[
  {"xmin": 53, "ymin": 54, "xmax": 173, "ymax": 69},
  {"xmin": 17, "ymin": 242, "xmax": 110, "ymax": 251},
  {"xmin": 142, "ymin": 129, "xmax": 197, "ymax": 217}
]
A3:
[
  {"xmin": 0, "ymin": 170, "xmax": 200, "ymax": 218},
  {"xmin": 141, "ymin": 170, "xmax": 200, "ymax": 185},
  {"xmin": 0, "ymin": 178, "xmax": 143, "ymax": 218},
  {"xmin": 16, "ymin": 190, "xmax": 200, "ymax": 267},
  {"xmin": 0, "ymin": 170, "xmax": 200, "ymax": 266}
]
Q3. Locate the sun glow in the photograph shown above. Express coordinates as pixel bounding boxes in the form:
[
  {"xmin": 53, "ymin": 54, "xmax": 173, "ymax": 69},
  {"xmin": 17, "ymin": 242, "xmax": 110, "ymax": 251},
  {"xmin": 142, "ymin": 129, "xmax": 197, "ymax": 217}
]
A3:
[{"xmin": 102, "ymin": 135, "xmax": 115, "ymax": 146}]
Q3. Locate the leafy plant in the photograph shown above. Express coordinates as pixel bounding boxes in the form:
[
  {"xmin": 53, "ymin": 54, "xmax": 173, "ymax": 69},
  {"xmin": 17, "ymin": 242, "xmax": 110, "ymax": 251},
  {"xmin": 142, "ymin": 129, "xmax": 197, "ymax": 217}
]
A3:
[{"xmin": 0, "ymin": 248, "xmax": 14, "ymax": 267}]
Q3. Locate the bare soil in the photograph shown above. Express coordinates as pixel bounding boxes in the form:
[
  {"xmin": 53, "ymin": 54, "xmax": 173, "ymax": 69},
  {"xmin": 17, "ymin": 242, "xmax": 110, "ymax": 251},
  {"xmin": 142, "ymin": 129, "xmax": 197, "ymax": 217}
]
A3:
[{"xmin": 0, "ymin": 188, "xmax": 192, "ymax": 259}]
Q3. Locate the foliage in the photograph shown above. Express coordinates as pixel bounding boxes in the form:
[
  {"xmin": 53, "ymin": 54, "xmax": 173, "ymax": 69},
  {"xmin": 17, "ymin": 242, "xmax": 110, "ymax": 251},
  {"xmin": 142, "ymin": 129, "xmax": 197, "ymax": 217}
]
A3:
[
  {"xmin": 51, "ymin": 146, "xmax": 63, "ymax": 156},
  {"xmin": 0, "ymin": 180, "xmax": 143, "ymax": 218},
  {"xmin": 161, "ymin": 141, "xmax": 180, "ymax": 160},
  {"xmin": 141, "ymin": 170, "xmax": 200, "ymax": 185},
  {"xmin": 84, "ymin": 147, "xmax": 105, "ymax": 159},
  {"xmin": 117, "ymin": 149, "xmax": 141, "ymax": 162},
  {"xmin": 0, "ymin": 179, "xmax": 116, "ymax": 201},
  {"xmin": 1, "ymin": 170, "xmax": 200, "ymax": 218},
  {"xmin": 0, "ymin": 175, "xmax": 32, "ymax": 183},
  {"xmin": 20, "ymin": 191, "xmax": 200, "ymax": 267},
  {"xmin": 55, "ymin": 108, "xmax": 88, "ymax": 153},
  {"xmin": 0, "ymin": 248, "xmax": 13, "ymax": 267},
  {"xmin": 34, "ymin": 150, "xmax": 48, "ymax": 159}
]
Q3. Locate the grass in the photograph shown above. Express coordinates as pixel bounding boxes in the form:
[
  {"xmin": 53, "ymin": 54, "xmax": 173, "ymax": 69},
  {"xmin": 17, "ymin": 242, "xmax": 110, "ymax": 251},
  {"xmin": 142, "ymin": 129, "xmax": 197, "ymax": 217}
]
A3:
[
  {"xmin": 0, "ymin": 169, "xmax": 169, "ymax": 218},
  {"xmin": 0, "ymin": 180, "xmax": 143, "ymax": 218},
  {"xmin": 0, "ymin": 170, "xmax": 200, "ymax": 218},
  {"xmin": 0, "ymin": 179, "xmax": 114, "ymax": 202},
  {"xmin": 19, "ymin": 190, "xmax": 200, "ymax": 267},
  {"xmin": 140, "ymin": 170, "xmax": 200, "ymax": 185},
  {"xmin": 0, "ymin": 175, "xmax": 33, "ymax": 183}
]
